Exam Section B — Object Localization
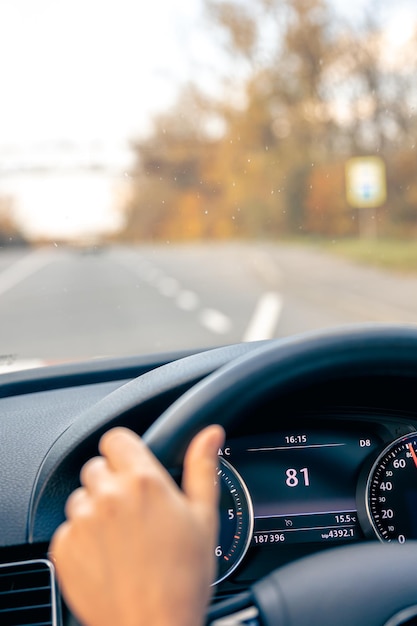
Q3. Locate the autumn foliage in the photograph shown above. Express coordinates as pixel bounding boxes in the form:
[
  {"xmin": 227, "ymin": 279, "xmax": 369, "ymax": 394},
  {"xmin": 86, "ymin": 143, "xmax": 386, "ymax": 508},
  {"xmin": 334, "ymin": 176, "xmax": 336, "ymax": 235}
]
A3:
[{"xmin": 122, "ymin": 0, "xmax": 417, "ymax": 241}]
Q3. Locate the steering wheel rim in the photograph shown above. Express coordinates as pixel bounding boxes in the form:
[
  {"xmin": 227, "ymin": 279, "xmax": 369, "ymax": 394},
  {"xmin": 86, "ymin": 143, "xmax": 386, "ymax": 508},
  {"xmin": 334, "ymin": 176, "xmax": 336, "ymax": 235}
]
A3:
[
  {"xmin": 143, "ymin": 323, "xmax": 417, "ymax": 462},
  {"xmin": 141, "ymin": 324, "xmax": 417, "ymax": 626}
]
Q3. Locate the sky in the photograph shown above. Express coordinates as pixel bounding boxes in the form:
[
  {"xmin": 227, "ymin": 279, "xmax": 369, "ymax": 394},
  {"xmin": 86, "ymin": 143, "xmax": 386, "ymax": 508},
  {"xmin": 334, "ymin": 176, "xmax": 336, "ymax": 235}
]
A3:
[
  {"xmin": 0, "ymin": 0, "xmax": 212, "ymax": 238},
  {"xmin": 1, "ymin": 0, "xmax": 415, "ymax": 151},
  {"xmin": 0, "ymin": 0, "xmax": 415, "ymax": 239},
  {"xmin": 0, "ymin": 0, "xmax": 207, "ymax": 147}
]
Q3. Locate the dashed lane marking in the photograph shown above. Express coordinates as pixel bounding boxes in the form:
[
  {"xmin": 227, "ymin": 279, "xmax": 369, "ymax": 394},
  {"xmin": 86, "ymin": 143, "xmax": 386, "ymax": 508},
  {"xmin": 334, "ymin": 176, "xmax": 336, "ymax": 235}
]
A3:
[
  {"xmin": 176, "ymin": 290, "xmax": 200, "ymax": 311},
  {"xmin": 115, "ymin": 254, "xmax": 232, "ymax": 335},
  {"xmin": 200, "ymin": 308, "xmax": 232, "ymax": 335},
  {"xmin": 156, "ymin": 276, "xmax": 180, "ymax": 297}
]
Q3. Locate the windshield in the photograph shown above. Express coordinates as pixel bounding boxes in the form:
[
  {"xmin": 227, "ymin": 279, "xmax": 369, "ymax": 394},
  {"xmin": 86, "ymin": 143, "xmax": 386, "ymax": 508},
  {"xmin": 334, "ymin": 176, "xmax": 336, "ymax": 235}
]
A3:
[{"xmin": 0, "ymin": 0, "xmax": 416, "ymax": 372}]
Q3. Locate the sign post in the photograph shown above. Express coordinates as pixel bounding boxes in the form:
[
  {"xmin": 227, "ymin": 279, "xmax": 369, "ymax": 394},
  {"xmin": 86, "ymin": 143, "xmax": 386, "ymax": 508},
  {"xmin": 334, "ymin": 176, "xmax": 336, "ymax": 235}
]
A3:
[{"xmin": 345, "ymin": 157, "xmax": 387, "ymax": 238}]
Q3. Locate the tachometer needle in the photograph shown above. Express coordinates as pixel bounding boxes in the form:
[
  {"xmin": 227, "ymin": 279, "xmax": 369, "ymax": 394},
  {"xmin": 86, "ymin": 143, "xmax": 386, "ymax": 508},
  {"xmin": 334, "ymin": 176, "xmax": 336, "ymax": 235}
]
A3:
[{"xmin": 407, "ymin": 443, "xmax": 417, "ymax": 468}]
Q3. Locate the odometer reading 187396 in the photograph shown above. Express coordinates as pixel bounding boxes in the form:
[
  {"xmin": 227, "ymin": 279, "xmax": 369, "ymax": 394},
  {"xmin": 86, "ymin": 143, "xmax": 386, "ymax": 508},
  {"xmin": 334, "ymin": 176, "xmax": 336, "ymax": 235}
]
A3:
[{"xmin": 365, "ymin": 432, "xmax": 417, "ymax": 543}]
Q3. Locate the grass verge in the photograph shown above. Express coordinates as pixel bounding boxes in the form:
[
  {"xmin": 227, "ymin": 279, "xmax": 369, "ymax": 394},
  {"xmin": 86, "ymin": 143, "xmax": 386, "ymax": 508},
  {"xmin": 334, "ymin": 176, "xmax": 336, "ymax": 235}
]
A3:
[{"xmin": 317, "ymin": 238, "xmax": 417, "ymax": 273}]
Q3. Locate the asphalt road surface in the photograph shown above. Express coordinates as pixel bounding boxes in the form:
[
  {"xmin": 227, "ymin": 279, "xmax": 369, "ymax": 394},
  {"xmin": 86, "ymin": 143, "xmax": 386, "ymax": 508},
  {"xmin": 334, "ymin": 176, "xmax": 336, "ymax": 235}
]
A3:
[{"xmin": 1, "ymin": 241, "xmax": 417, "ymax": 370}]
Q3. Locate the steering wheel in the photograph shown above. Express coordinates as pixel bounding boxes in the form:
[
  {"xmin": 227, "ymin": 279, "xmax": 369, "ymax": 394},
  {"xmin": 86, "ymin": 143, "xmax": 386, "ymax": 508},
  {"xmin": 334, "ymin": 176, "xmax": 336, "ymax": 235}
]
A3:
[
  {"xmin": 142, "ymin": 324, "xmax": 417, "ymax": 626},
  {"xmin": 30, "ymin": 324, "xmax": 417, "ymax": 626}
]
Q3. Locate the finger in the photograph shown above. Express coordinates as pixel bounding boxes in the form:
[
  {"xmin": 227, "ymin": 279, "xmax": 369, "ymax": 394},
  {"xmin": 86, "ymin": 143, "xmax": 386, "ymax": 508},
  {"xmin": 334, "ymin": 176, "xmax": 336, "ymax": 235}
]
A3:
[
  {"xmin": 99, "ymin": 427, "xmax": 163, "ymax": 473},
  {"xmin": 182, "ymin": 425, "xmax": 225, "ymax": 517},
  {"xmin": 99, "ymin": 427, "xmax": 153, "ymax": 470},
  {"xmin": 65, "ymin": 487, "xmax": 91, "ymax": 520},
  {"xmin": 80, "ymin": 456, "xmax": 112, "ymax": 491},
  {"xmin": 49, "ymin": 520, "xmax": 71, "ymax": 563}
]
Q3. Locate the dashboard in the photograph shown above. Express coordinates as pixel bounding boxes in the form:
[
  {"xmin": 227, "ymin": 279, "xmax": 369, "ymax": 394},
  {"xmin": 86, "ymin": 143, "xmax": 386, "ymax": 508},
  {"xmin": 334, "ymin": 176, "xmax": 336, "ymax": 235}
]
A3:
[
  {"xmin": 2, "ymin": 325, "xmax": 417, "ymax": 625},
  {"xmin": 216, "ymin": 418, "xmax": 417, "ymax": 596}
]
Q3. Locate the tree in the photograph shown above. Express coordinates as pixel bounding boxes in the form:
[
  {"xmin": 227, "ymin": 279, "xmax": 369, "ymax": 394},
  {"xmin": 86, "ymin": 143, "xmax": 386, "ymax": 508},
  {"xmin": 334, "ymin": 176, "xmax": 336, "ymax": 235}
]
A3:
[
  {"xmin": 123, "ymin": 1, "xmax": 417, "ymax": 241},
  {"xmin": 0, "ymin": 195, "xmax": 27, "ymax": 246}
]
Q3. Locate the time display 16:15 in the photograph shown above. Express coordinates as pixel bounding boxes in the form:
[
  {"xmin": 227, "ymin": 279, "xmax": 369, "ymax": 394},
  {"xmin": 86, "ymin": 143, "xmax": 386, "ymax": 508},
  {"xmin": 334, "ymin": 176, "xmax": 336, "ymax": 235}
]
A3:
[{"xmin": 284, "ymin": 435, "xmax": 307, "ymax": 444}]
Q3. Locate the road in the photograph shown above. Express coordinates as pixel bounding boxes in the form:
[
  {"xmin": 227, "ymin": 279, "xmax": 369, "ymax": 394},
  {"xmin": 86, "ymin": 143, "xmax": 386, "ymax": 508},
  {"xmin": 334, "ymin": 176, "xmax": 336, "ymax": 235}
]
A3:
[{"xmin": 1, "ymin": 241, "xmax": 417, "ymax": 370}]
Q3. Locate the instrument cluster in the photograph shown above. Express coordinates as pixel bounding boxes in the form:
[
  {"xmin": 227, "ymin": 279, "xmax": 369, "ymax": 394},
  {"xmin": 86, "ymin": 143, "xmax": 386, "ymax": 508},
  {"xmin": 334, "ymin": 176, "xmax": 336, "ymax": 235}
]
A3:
[{"xmin": 215, "ymin": 419, "xmax": 417, "ymax": 587}]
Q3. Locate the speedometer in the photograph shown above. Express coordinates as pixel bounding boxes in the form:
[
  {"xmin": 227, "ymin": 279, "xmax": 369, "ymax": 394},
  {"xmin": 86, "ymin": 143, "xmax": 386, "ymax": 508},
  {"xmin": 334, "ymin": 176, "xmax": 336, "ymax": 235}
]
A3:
[{"xmin": 363, "ymin": 432, "xmax": 417, "ymax": 543}]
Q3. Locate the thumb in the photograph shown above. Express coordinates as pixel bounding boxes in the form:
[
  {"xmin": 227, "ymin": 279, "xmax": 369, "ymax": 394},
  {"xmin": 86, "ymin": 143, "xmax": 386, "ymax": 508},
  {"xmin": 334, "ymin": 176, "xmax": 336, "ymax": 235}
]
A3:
[{"xmin": 182, "ymin": 425, "xmax": 225, "ymax": 520}]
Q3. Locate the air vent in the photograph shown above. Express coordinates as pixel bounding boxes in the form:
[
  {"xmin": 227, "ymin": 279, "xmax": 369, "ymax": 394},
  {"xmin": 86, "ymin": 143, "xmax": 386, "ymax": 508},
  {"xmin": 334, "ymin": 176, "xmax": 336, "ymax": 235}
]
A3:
[{"xmin": 0, "ymin": 559, "xmax": 59, "ymax": 625}]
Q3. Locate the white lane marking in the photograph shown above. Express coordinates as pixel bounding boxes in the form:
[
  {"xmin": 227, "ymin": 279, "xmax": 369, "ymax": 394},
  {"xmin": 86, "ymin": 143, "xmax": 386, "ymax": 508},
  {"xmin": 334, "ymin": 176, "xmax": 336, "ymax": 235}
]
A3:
[
  {"xmin": 0, "ymin": 358, "xmax": 46, "ymax": 374},
  {"xmin": 142, "ymin": 266, "xmax": 162, "ymax": 283},
  {"xmin": 0, "ymin": 249, "xmax": 51, "ymax": 296},
  {"xmin": 176, "ymin": 290, "xmax": 200, "ymax": 311},
  {"xmin": 243, "ymin": 292, "xmax": 283, "ymax": 341},
  {"xmin": 115, "ymin": 253, "xmax": 232, "ymax": 335},
  {"xmin": 156, "ymin": 276, "xmax": 180, "ymax": 297},
  {"xmin": 200, "ymin": 308, "xmax": 232, "ymax": 334}
]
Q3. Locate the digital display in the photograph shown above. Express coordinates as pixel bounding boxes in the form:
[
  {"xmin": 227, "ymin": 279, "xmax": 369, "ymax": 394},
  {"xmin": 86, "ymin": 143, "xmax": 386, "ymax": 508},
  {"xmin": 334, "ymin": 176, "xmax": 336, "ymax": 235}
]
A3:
[
  {"xmin": 405, "ymin": 489, "xmax": 417, "ymax": 535},
  {"xmin": 223, "ymin": 428, "xmax": 380, "ymax": 547}
]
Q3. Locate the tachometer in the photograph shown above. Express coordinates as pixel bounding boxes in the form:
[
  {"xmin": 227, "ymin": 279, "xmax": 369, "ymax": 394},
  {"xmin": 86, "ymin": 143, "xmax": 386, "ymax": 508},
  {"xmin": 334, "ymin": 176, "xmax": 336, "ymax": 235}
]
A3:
[
  {"xmin": 215, "ymin": 457, "xmax": 254, "ymax": 585},
  {"xmin": 362, "ymin": 432, "xmax": 417, "ymax": 543}
]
